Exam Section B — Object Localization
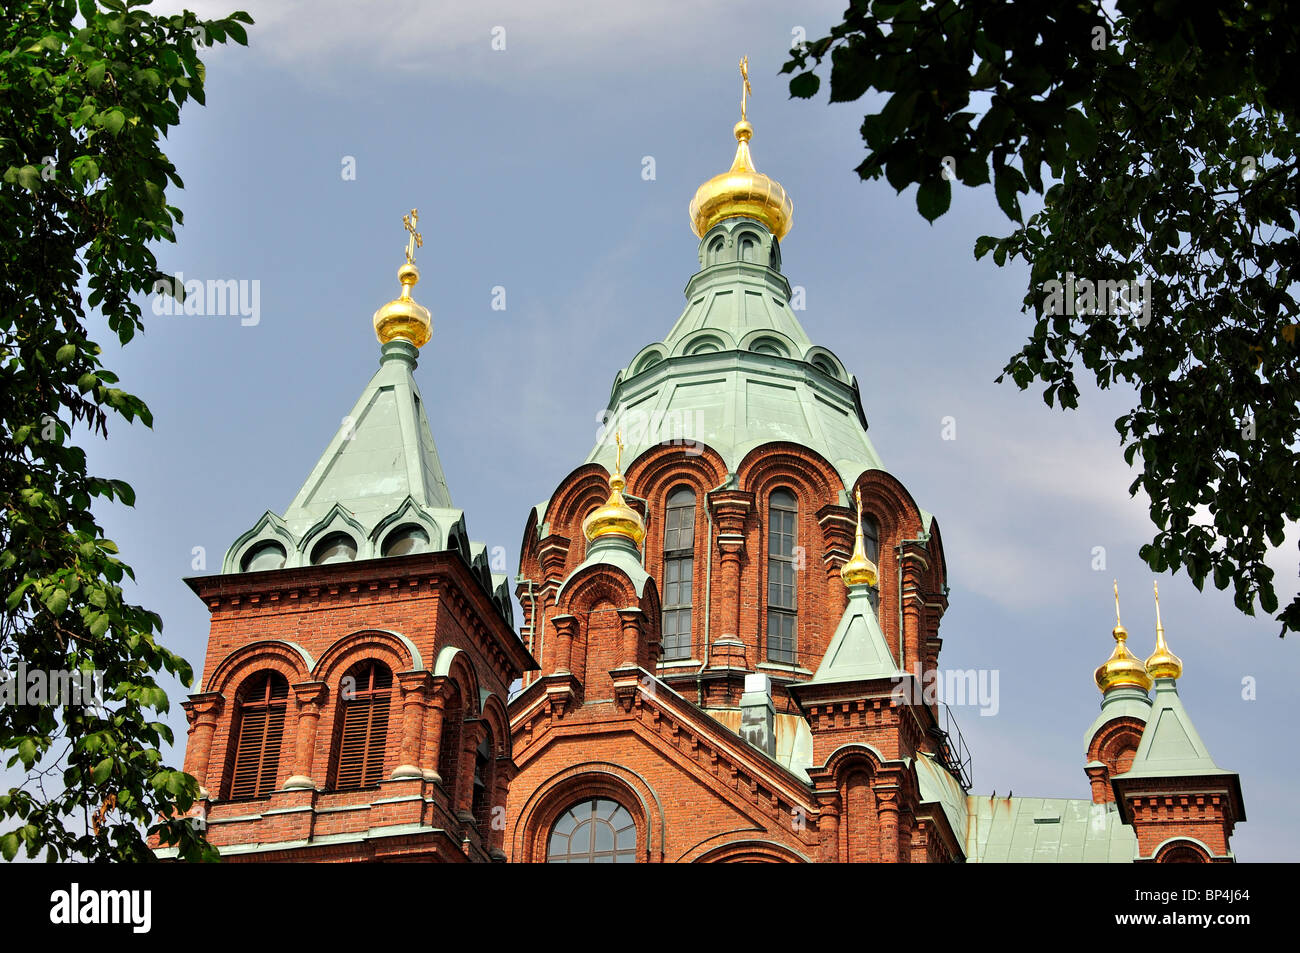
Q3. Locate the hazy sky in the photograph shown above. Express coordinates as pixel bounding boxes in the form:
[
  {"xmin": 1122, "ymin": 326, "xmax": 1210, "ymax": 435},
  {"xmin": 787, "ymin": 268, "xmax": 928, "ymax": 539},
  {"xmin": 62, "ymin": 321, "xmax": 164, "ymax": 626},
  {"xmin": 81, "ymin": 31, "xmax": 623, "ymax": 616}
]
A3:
[{"xmin": 38, "ymin": 0, "xmax": 1296, "ymax": 859}]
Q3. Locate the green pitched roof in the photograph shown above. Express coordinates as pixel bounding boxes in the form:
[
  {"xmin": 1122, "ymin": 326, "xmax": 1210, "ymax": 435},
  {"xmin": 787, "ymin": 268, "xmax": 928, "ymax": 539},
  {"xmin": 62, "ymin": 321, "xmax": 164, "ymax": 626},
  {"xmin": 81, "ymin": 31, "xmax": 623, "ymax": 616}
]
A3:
[
  {"xmin": 281, "ymin": 340, "xmax": 452, "ymax": 537},
  {"xmin": 803, "ymin": 586, "xmax": 904, "ymax": 686},
  {"xmin": 1083, "ymin": 684, "xmax": 1152, "ymax": 752},
  {"xmin": 1115, "ymin": 679, "xmax": 1228, "ymax": 780}
]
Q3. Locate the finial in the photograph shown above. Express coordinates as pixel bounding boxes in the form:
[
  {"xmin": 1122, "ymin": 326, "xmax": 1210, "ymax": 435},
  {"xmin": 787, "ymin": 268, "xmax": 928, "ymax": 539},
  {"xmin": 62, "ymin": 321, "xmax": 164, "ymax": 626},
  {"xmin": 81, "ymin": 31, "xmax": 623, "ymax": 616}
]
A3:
[
  {"xmin": 840, "ymin": 486, "xmax": 879, "ymax": 588},
  {"xmin": 581, "ymin": 430, "xmax": 646, "ymax": 546},
  {"xmin": 373, "ymin": 208, "xmax": 433, "ymax": 348},
  {"xmin": 1095, "ymin": 580, "xmax": 1151, "ymax": 693},
  {"xmin": 688, "ymin": 58, "xmax": 793, "ymax": 239},
  {"xmin": 1145, "ymin": 580, "xmax": 1183, "ymax": 681},
  {"xmin": 739, "ymin": 55, "xmax": 752, "ymax": 122}
]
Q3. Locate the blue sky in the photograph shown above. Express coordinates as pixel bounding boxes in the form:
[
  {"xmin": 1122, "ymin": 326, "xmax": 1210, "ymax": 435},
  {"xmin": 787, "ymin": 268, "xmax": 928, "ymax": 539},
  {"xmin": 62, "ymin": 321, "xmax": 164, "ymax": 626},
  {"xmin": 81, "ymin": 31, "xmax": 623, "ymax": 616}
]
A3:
[{"xmin": 46, "ymin": 0, "xmax": 1297, "ymax": 859}]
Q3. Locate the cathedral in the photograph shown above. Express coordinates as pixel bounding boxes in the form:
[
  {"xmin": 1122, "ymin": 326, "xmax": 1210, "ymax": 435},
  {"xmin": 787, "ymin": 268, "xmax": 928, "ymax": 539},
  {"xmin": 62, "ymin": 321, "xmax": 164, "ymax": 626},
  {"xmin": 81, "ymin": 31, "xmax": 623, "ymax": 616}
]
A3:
[{"xmin": 162, "ymin": 72, "xmax": 1246, "ymax": 863}]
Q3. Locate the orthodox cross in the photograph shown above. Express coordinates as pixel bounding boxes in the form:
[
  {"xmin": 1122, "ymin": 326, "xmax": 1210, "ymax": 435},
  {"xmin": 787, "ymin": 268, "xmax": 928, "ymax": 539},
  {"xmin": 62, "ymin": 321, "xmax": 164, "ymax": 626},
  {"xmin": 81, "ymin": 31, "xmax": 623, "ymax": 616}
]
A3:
[
  {"xmin": 739, "ymin": 55, "xmax": 752, "ymax": 121},
  {"xmin": 1113, "ymin": 580, "xmax": 1123, "ymax": 629},
  {"xmin": 615, "ymin": 431, "xmax": 625, "ymax": 474},
  {"xmin": 403, "ymin": 209, "xmax": 423, "ymax": 265}
]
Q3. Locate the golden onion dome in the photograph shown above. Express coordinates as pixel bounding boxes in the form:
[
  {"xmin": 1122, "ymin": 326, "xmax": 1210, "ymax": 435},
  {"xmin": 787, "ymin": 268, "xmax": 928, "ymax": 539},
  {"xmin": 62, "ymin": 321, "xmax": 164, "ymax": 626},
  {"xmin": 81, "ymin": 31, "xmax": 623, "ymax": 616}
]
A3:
[
  {"xmin": 841, "ymin": 487, "xmax": 879, "ymax": 588},
  {"xmin": 1096, "ymin": 582, "xmax": 1153, "ymax": 693},
  {"xmin": 373, "ymin": 209, "xmax": 432, "ymax": 347},
  {"xmin": 582, "ymin": 434, "xmax": 646, "ymax": 547},
  {"xmin": 1145, "ymin": 580, "xmax": 1183, "ymax": 681},
  {"xmin": 688, "ymin": 58, "xmax": 793, "ymax": 241}
]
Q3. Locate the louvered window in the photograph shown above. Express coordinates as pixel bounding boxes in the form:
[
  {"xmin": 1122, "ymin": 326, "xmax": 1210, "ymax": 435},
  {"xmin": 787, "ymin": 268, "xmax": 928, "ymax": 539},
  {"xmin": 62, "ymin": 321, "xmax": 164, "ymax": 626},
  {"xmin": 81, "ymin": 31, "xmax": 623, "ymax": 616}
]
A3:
[
  {"xmin": 332, "ymin": 661, "xmax": 393, "ymax": 790},
  {"xmin": 661, "ymin": 487, "xmax": 695, "ymax": 661},
  {"xmin": 228, "ymin": 671, "xmax": 289, "ymax": 800},
  {"xmin": 766, "ymin": 489, "xmax": 798, "ymax": 664}
]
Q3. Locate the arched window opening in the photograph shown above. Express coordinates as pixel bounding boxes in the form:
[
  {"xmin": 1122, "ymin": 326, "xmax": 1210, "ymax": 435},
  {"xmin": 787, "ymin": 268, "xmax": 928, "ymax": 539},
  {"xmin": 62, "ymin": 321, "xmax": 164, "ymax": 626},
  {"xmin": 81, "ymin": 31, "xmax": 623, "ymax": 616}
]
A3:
[
  {"xmin": 767, "ymin": 488, "xmax": 798, "ymax": 664},
  {"xmin": 739, "ymin": 235, "xmax": 758, "ymax": 262},
  {"xmin": 227, "ymin": 670, "xmax": 289, "ymax": 800},
  {"xmin": 661, "ymin": 487, "xmax": 696, "ymax": 661},
  {"xmin": 382, "ymin": 523, "xmax": 429, "ymax": 557},
  {"xmin": 311, "ymin": 531, "xmax": 357, "ymax": 566},
  {"xmin": 861, "ymin": 512, "xmax": 880, "ymax": 615},
  {"xmin": 547, "ymin": 798, "xmax": 636, "ymax": 863},
  {"xmin": 331, "ymin": 660, "xmax": 393, "ymax": 790},
  {"xmin": 472, "ymin": 729, "xmax": 493, "ymax": 835},
  {"xmin": 438, "ymin": 684, "xmax": 464, "ymax": 807},
  {"xmin": 241, "ymin": 540, "xmax": 287, "ymax": 573},
  {"xmin": 707, "ymin": 235, "xmax": 726, "ymax": 264}
]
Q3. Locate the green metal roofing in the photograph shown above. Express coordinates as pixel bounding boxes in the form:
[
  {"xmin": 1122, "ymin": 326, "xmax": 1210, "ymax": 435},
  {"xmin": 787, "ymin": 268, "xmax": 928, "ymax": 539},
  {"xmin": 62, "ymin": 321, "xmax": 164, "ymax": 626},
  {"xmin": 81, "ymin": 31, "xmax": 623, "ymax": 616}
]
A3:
[
  {"xmin": 1083, "ymin": 684, "xmax": 1152, "ymax": 752},
  {"xmin": 709, "ymin": 708, "xmax": 815, "ymax": 783},
  {"xmin": 1114, "ymin": 678, "xmax": 1228, "ymax": 781},
  {"xmin": 584, "ymin": 218, "xmax": 889, "ymax": 494},
  {"xmin": 555, "ymin": 533, "xmax": 652, "ymax": 601},
  {"xmin": 803, "ymin": 585, "xmax": 904, "ymax": 686},
  {"xmin": 964, "ymin": 795, "xmax": 1137, "ymax": 863}
]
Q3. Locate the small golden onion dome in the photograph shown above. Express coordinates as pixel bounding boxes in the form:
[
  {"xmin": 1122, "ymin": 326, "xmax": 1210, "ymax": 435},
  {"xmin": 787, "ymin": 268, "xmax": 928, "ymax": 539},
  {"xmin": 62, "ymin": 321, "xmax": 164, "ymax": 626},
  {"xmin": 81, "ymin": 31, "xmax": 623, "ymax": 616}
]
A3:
[
  {"xmin": 373, "ymin": 262, "xmax": 432, "ymax": 348},
  {"xmin": 582, "ymin": 434, "xmax": 646, "ymax": 547},
  {"xmin": 1096, "ymin": 583, "xmax": 1152, "ymax": 693},
  {"xmin": 689, "ymin": 118, "xmax": 794, "ymax": 241},
  {"xmin": 841, "ymin": 487, "xmax": 878, "ymax": 588},
  {"xmin": 1145, "ymin": 580, "xmax": 1183, "ymax": 681}
]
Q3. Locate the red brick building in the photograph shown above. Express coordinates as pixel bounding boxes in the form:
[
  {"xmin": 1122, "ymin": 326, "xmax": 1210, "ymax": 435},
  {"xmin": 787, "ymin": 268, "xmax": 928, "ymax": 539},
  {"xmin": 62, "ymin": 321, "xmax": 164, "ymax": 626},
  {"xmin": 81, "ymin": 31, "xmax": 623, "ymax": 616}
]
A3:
[{"xmin": 164, "ymin": 99, "xmax": 1244, "ymax": 864}]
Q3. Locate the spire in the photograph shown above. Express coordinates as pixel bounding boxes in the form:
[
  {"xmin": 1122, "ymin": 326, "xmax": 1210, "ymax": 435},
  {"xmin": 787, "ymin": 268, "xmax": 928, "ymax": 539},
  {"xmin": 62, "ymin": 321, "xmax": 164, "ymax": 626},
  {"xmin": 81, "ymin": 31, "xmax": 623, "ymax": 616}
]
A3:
[
  {"xmin": 840, "ymin": 487, "xmax": 879, "ymax": 588},
  {"xmin": 581, "ymin": 432, "xmax": 647, "ymax": 547},
  {"xmin": 1145, "ymin": 580, "xmax": 1183, "ymax": 681},
  {"xmin": 372, "ymin": 209, "xmax": 433, "ymax": 349},
  {"xmin": 1094, "ymin": 581, "xmax": 1153, "ymax": 693},
  {"xmin": 688, "ymin": 57, "xmax": 793, "ymax": 240}
]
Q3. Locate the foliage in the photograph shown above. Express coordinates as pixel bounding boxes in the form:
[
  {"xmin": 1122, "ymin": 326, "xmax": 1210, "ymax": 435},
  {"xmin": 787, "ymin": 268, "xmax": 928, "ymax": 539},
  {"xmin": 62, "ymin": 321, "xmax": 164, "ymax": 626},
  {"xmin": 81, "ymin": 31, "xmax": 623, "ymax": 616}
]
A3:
[
  {"xmin": 1, "ymin": 0, "xmax": 250, "ymax": 860},
  {"xmin": 785, "ymin": 1, "xmax": 1300, "ymax": 634}
]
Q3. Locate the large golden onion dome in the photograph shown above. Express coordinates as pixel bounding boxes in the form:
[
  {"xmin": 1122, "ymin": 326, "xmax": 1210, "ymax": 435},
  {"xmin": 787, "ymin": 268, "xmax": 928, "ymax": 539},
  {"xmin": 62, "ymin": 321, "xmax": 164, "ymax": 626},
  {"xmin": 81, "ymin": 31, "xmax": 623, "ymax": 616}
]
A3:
[
  {"xmin": 1144, "ymin": 580, "xmax": 1183, "ymax": 681},
  {"xmin": 582, "ymin": 433, "xmax": 646, "ymax": 547},
  {"xmin": 373, "ymin": 209, "xmax": 432, "ymax": 347},
  {"xmin": 841, "ymin": 487, "xmax": 879, "ymax": 588},
  {"xmin": 688, "ymin": 57, "xmax": 793, "ymax": 241},
  {"xmin": 1095, "ymin": 583, "xmax": 1152, "ymax": 693}
]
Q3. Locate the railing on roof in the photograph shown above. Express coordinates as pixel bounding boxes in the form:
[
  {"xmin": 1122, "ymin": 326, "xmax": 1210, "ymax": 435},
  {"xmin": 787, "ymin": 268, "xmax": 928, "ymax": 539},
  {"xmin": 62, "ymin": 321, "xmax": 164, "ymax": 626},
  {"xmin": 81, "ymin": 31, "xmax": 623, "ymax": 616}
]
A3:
[{"xmin": 931, "ymin": 702, "xmax": 973, "ymax": 793}]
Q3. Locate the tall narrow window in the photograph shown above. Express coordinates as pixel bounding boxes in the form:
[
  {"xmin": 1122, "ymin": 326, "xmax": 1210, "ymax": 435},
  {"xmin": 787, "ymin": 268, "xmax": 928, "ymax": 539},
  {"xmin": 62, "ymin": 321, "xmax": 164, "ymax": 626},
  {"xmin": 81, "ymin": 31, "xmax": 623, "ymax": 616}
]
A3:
[
  {"xmin": 862, "ymin": 513, "xmax": 880, "ymax": 615},
  {"xmin": 472, "ymin": 729, "xmax": 493, "ymax": 835},
  {"xmin": 228, "ymin": 671, "xmax": 289, "ymax": 800},
  {"xmin": 766, "ymin": 489, "xmax": 798, "ymax": 664},
  {"xmin": 332, "ymin": 660, "xmax": 393, "ymax": 790},
  {"xmin": 438, "ymin": 684, "xmax": 463, "ymax": 806},
  {"xmin": 661, "ymin": 487, "xmax": 696, "ymax": 661}
]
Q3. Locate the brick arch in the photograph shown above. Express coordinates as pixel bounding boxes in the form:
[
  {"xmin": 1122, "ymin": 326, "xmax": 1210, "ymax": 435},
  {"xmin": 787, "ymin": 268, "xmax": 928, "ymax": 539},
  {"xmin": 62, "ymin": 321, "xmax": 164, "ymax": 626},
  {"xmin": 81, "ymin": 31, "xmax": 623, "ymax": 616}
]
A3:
[
  {"xmin": 687, "ymin": 838, "xmax": 812, "ymax": 863},
  {"xmin": 822, "ymin": 742, "xmax": 886, "ymax": 783},
  {"xmin": 205, "ymin": 640, "xmax": 311, "ymax": 697},
  {"xmin": 736, "ymin": 441, "xmax": 844, "ymax": 504},
  {"xmin": 511, "ymin": 762, "xmax": 664, "ymax": 863},
  {"xmin": 544, "ymin": 463, "xmax": 617, "ymax": 556},
  {"xmin": 851, "ymin": 468, "xmax": 927, "ymax": 546},
  {"xmin": 624, "ymin": 442, "xmax": 728, "ymax": 502},
  {"xmin": 517, "ymin": 504, "xmax": 542, "ymax": 579},
  {"xmin": 555, "ymin": 565, "xmax": 646, "ymax": 618},
  {"xmin": 311, "ymin": 629, "xmax": 418, "ymax": 687},
  {"xmin": 1089, "ymin": 717, "xmax": 1146, "ymax": 776},
  {"xmin": 433, "ymin": 646, "xmax": 482, "ymax": 718},
  {"xmin": 1153, "ymin": 837, "xmax": 1212, "ymax": 863}
]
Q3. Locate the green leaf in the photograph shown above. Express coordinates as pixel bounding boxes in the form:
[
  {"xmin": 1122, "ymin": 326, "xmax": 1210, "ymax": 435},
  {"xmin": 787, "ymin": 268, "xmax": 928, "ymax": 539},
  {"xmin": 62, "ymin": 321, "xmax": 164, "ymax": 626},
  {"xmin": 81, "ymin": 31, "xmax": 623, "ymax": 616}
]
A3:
[
  {"xmin": 86, "ymin": 61, "xmax": 107, "ymax": 86},
  {"xmin": 92, "ymin": 758, "xmax": 114, "ymax": 785},
  {"xmin": 916, "ymin": 177, "xmax": 952, "ymax": 222},
  {"xmin": 789, "ymin": 72, "xmax": 821, "ymax": 99}
]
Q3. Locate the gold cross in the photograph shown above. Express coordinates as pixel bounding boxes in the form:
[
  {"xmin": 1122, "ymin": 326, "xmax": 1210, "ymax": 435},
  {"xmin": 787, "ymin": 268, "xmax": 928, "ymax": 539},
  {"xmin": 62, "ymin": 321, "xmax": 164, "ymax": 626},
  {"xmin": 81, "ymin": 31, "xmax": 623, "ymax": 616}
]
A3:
[
  {"xmin": 739, "ymin": 55, "xmax": 752, "ymax": 120},
  {"xmin": 615, "ymin": 431, "xmax": 624, "ymax": 474},
  {"xmin": 402, "ymin": 209, "xmax": 423, "ymax": 265}
]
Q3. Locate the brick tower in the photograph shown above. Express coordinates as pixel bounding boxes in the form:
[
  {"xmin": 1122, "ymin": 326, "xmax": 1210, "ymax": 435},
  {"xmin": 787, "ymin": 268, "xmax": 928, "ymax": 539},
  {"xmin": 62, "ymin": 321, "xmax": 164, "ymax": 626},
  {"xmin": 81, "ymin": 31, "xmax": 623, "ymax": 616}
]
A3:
[{"xmin": 163, "ymin": 214, "xmax": 536, "ymax": 862}]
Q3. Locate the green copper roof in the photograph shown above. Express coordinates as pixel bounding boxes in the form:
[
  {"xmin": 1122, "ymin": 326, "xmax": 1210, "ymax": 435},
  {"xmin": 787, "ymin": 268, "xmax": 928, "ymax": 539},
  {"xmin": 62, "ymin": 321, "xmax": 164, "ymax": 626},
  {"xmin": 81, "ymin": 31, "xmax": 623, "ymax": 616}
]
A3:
[
  {"xmin": 1114, "ymin": 678, "xmax": 1227, "ymax": 780},
  {"xmin": 282, "ymin": 339, "xmax": 452, "ymax": 536},
  {"xmin": 1083, "ymin": 684, "xmax": 1152, "ymax": 752},
  {"xmin": 555, "ymin": 533, "xmax": 652, "ymax": 601},
  {"xmin": 964, "ymin": 795, "xmax": 1137, "ymax": 863},
  {"xmin": 585, "ymin": 218, "xmax": 888, "ymax": 493},
  {"xmin": 803, "ymin": 585, "xmax": 904, "ymax": 686}
]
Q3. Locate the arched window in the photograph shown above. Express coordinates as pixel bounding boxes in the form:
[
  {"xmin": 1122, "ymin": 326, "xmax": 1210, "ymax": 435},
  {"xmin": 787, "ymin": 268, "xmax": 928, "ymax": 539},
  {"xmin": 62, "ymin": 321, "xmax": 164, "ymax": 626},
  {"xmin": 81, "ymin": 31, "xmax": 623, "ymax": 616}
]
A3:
[
  {"xmin": 438, "ymin": 683, "xmax": 464, "ymax": 806},
  {"xmin": 706, "ymin": 235, "xmax": 725, "ymax": 264},
  {"xmin": 862, "ymin": 512, "xmax": 880, "ymax": 615},
  {"xmin": 332, "ymin": 660, "xmax": 393, "ymax": 790},
  {"xmin": 241, "ymin": 540, "xmax": 286, "ymax": 573},
  {"xmin": 227, "ymin": 671, "xmax": 289, "ymax": 800},
  {"xmin": 766, "ymin": 489, "xmax": 798, "ymax": 664},
  {"xmin": 311, "ymin": 532, "xmax": 356, "ymax": 565},
  {"xmin": 739, "ymin": 234, "xmax": 758, "ymax": 262},
  {"xmin": 472, "ymin": 728, "xmax": 493, "ymax": 835},
  {"xmin": 382, "ymin": 523, "xmax": 429, "ymax": 557},
  {"xmin": 547, "ymin": 798, "xmax": 636, "ymax": 863},
  {"xmin": 661, "ymin": 487, "xmax": 696, "ymax": 661}
]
